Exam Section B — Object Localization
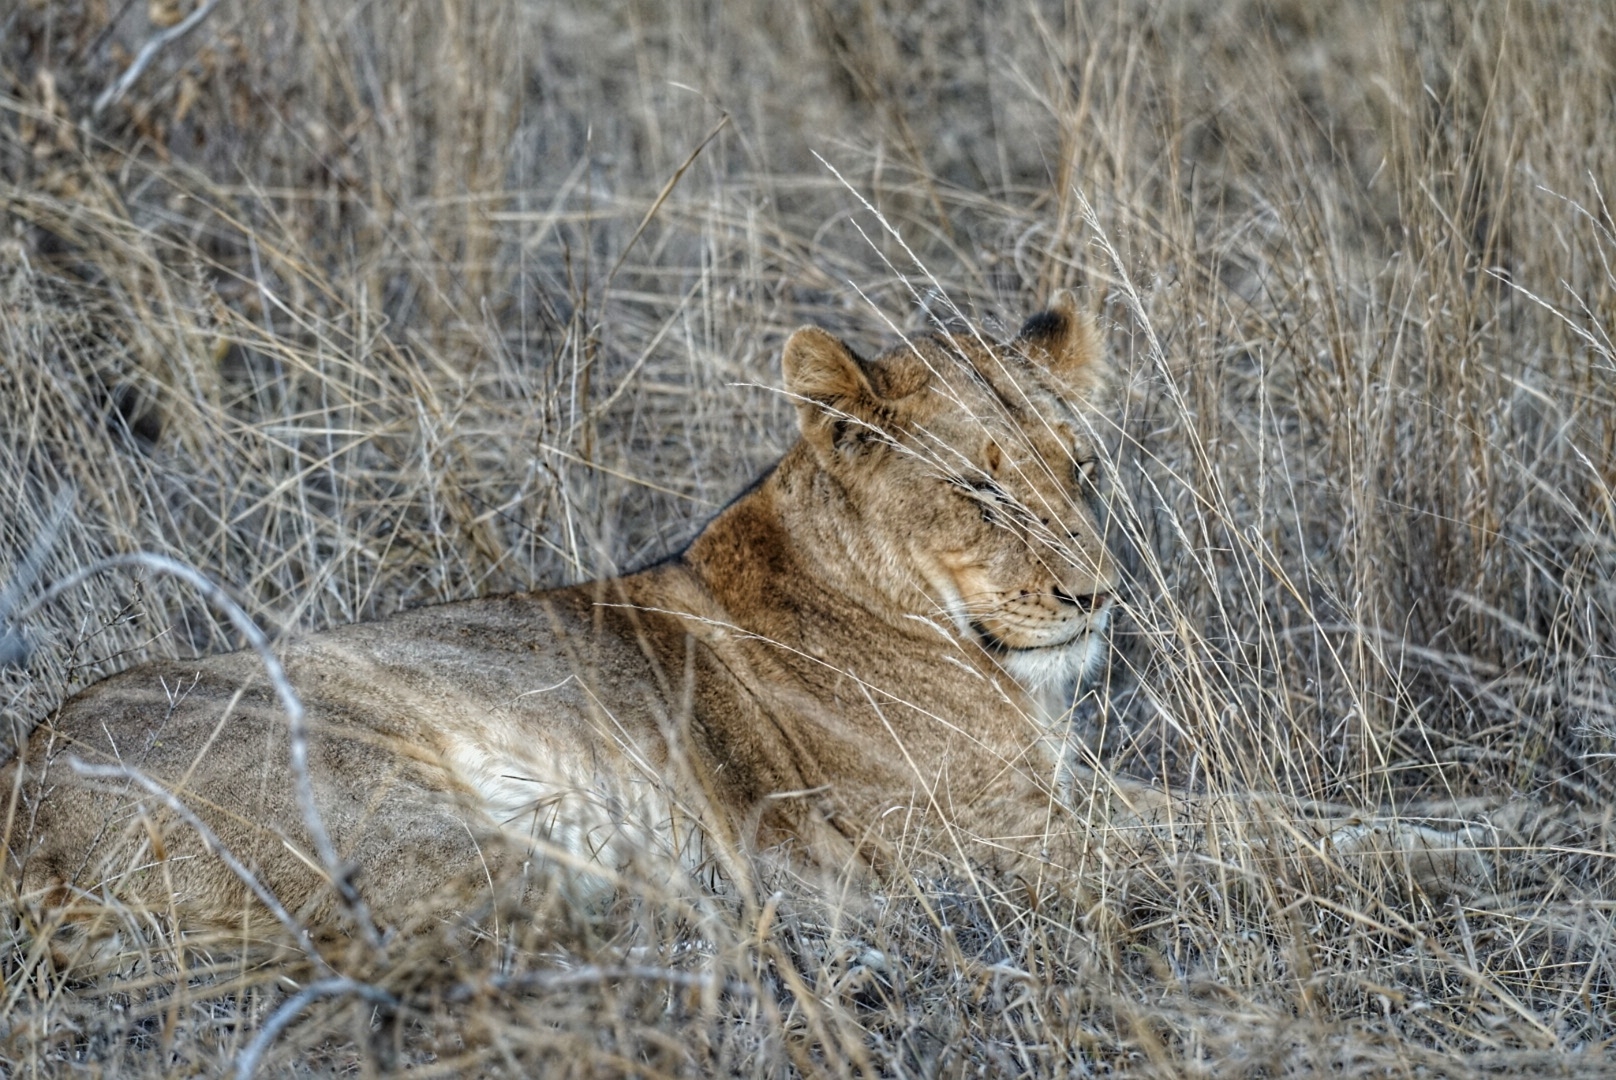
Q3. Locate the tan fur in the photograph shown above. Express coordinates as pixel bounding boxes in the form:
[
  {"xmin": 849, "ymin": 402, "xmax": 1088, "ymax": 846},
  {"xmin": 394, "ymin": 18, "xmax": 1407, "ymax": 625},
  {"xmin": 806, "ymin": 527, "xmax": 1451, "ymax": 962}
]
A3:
[
  {"xmin": 2, "ymin": 294, "xmax": 1484, "ymax": 949},
  {"xmin": 3, "ymin": 295, "xmax": 1135, "ymax": 937}
]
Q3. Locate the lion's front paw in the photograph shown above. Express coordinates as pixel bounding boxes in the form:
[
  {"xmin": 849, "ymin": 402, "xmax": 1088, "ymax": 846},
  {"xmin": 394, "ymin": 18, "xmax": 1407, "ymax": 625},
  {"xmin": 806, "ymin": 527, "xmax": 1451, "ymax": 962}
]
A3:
[{"xmin": 1325, "ymin": 819, "xmax": 1492, "ymax": 899}]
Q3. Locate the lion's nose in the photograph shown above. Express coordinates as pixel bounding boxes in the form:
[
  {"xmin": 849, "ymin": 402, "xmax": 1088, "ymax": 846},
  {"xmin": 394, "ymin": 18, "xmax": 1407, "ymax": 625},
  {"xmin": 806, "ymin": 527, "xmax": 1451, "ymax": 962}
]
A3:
[{"xmin": 1051, "ymin": 586, "xmax": 1110, "ymax": 613}]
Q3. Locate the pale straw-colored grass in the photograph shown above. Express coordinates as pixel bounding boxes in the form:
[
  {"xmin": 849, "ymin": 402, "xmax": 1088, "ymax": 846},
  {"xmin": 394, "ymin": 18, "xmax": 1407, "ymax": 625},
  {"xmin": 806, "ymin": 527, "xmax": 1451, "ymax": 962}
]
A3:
[{"xmin": 3, "ymin": 1, "xmax": 1614, "ymax": 1075}]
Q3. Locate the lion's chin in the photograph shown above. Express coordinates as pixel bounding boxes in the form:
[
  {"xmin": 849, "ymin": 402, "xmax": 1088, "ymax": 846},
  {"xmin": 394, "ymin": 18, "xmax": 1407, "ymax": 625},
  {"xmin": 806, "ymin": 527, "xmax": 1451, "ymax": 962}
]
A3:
[
  {"xmin": 973, "ymin": 605, "xmax": 1111, "ymax": 709},
  {"xmin": 997, "ymin": 631, "xmax": 1103, "ymax": 689},
  {"xmin": 972, "ymin": 605, "xmax": 1109, "ymax": 658}
]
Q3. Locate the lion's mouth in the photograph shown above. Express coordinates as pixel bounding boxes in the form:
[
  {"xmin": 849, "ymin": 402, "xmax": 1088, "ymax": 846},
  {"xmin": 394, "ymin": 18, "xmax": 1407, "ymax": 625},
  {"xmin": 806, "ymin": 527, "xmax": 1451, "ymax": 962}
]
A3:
[{"xmin": 969, "ymin": 620, "xmax": 1090, "ymax": 654}]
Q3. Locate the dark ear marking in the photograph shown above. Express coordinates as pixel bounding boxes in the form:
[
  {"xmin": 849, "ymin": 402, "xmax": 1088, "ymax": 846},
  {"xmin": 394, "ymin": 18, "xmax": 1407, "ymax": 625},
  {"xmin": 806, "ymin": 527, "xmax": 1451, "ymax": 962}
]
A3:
[
  {"xmin": 829, "ymin": 413, "xmax": 894, "ymax": 458},
  {"xmin": 830, "ymin": 419, "xmax": 859, "ymax": 455},
  {"xmin": 1017, "ymin": 308, "xmax": 1067, "ymax": 344},
  {"xmin": 1014, "ymin": 290, "xmax": 1108, "ymax": 398},
  {"xmin": 782, "ymin": 326, "xmax": 920, "ymax": 462}
]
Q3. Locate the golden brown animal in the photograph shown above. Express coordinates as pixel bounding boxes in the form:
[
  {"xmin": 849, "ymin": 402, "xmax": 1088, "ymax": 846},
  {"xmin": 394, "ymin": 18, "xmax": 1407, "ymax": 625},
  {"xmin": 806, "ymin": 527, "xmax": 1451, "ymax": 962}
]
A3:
[{"xmin": 5, "ymin": 294, "xmax": 1140, "ymax": 943}]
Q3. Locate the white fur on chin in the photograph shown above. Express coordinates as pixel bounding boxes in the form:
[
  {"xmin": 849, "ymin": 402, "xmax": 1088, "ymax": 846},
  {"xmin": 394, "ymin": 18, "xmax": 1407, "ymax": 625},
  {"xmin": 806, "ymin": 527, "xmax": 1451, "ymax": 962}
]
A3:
[{"xmin": 999, "ymin": 605, "xmax": 1110, "ymax": 723}]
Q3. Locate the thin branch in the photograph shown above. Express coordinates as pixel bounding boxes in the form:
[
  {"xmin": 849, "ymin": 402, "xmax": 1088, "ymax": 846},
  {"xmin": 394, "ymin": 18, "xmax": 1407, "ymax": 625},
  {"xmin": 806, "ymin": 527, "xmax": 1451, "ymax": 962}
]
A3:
[
  {"xmin": 604, "ymin": 111, "xmax": 730, "ymax": 290},
  {"xmin": 233, "ymin": 977, "xmax": 399, "ymax": 1080},
  {"xmin": 0, "ymin": 486, "xmax": 75, "ymax": 673},
  {"xmin": 93, "ymin": 0, "xmax": 228, "ymax": 116}
]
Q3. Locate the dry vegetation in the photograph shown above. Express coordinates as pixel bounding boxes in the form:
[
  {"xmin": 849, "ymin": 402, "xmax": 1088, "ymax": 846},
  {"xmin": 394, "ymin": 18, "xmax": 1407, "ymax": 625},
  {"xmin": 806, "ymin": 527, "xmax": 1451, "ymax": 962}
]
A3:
[{"xmin": 3, "ymin": 0, "xmax": 1615, "ymax": 1075}]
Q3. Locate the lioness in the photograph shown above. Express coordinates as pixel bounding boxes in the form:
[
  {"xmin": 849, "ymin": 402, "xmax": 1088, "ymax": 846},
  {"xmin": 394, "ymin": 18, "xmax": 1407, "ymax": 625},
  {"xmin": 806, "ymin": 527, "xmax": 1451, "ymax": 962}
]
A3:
[
  {"xmin": 4, "ymin": 294, "xmax": 1136, "ymax": 941},
  {"xmin": 3, "ymin": 294, "xmax": 1481, "ymax": 952}
]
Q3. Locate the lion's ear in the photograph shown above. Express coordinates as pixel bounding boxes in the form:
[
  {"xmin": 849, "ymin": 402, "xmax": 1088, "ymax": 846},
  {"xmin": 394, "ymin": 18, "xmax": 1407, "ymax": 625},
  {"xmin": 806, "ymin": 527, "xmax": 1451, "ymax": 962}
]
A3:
[
  {"xmin": 1016, "ymin": 291, "xmax": 1107, "ymax": 398},
  {"xmin": 782, "ymin": 327, "xmax": 881, "ymax": 457}
]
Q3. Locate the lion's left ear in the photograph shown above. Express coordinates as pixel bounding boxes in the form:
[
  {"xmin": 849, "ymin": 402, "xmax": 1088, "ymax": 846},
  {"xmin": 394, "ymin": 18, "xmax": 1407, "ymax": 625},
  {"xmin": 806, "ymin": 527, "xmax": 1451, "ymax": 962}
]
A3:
[
  {"xmin": 782, "ymin": 326, "xmax": 884, "ymax": 458},
  {"xmin": 1015, "ymin": 291, "xmax": 1107, "ymax": 398}
]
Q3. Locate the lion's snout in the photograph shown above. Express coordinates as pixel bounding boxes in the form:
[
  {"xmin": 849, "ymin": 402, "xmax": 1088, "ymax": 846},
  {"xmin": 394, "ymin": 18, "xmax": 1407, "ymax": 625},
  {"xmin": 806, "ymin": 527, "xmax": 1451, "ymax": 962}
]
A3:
[{"xmin": 1050, "ymin": 583, "xmax": 1111, "ymax": 613}]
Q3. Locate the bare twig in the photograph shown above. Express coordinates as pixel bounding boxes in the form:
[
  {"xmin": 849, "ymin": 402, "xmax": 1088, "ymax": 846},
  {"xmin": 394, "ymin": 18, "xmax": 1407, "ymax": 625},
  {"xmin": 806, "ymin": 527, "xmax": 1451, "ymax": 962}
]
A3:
[
  {"xmin": 233, "ymin": 977, "xmax": 399, "ymax": 1080},
  {"xmin": 0, "ymin": 486, "xmax": 74, "ymax": 674},
  {"xmin": 93, "ymin": 0, "xmax": 228, "ymax": 116},
  {"xmin": 604, "ymin": 111, "xmax": 730, "ymax": 290}
]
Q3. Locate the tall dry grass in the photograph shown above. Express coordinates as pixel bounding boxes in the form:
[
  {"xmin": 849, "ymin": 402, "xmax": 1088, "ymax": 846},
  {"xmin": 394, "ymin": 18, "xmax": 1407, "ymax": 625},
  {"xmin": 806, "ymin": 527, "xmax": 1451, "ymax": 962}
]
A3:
[{"xmin": 2, "ymin": 0, "xmax": 1614, "ymax": 1075}]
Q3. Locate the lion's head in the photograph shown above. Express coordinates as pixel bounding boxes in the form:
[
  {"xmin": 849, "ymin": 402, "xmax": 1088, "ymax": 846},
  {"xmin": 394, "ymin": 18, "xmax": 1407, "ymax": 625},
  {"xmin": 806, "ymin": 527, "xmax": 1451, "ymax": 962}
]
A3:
[{"xmin": 781, "ymin": 293, "xmax": 1120, "ymax": 704}]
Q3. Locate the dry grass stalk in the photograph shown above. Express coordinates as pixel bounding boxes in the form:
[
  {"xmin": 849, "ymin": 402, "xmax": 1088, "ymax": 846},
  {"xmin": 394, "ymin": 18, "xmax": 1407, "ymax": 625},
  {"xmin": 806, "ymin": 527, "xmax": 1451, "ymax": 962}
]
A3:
[{"xmin": 2, "ymin": 0, "xmax": 1614, "ymax": 1075}]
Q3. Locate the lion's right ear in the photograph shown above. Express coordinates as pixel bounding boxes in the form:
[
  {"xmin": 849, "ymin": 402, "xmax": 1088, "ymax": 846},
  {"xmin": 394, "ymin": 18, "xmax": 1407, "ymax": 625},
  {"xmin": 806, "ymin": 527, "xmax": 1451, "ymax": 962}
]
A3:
[
  {"xmin": 782, "ymin": 327, "xmax": 881, "ymax": 457},
  {"xmin": 1016, "ymin": 290, "xmax": 1107, "ymax": 400}
]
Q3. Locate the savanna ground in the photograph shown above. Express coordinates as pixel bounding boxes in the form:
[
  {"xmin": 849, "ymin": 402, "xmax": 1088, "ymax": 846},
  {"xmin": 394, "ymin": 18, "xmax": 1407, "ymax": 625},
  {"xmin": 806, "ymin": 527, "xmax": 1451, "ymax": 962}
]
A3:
[{"xmin": 3, "ymin": 0, "xmax": 1615, "ymax": 1075}]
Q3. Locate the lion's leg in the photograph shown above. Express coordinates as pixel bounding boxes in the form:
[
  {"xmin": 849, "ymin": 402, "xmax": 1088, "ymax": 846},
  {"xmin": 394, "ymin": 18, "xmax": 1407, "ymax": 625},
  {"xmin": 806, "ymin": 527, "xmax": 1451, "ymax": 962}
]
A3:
[{"xmin": 1062, "ymin": 768, "xmax": 1494, "ymax": 899}]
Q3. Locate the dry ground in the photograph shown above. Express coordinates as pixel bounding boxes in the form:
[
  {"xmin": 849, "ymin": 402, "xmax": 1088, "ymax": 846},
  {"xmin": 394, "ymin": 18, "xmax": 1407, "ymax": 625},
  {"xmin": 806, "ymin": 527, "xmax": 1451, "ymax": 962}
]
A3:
[{"xmin": 3, "ymin": 0, "xmax": 1615, "ymax": 1075}]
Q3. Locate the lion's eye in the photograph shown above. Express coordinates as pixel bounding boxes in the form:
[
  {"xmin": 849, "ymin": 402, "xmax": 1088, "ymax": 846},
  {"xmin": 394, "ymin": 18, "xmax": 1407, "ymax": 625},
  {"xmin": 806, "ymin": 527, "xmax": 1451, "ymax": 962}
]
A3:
[{"xmin": 952, "ymin": 476, "xmax": 1008, "ymax": 524}]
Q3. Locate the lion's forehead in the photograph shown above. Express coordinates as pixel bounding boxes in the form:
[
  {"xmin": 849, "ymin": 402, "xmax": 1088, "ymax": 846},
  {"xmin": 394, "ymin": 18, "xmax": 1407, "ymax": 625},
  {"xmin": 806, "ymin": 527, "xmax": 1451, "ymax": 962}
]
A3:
[
  {"xmin": 877, "ymin": 337, "xmax": 1075, "ymax": 418},
  {"xmin": 915, "ymin": 398, "xmax": 1084, "ymax": 465},
  {"xmin": 930, "ymin": 383, "xmax": 1079, "ymax": 445}
]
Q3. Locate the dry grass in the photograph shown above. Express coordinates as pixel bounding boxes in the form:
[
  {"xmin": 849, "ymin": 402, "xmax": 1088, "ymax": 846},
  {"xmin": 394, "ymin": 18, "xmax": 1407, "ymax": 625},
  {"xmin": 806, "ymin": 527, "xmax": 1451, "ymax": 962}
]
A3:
[{"xmin": 3, "ymin": 0, "xmax": 1615, "ymax": 1075}]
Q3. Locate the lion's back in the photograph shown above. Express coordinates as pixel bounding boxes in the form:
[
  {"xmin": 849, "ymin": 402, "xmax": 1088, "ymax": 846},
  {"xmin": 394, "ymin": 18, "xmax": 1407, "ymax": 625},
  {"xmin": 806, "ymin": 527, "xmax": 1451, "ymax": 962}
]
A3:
[{"xmin": 5, "ymin": 585, "xmax": 701, "ymax": 932}]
